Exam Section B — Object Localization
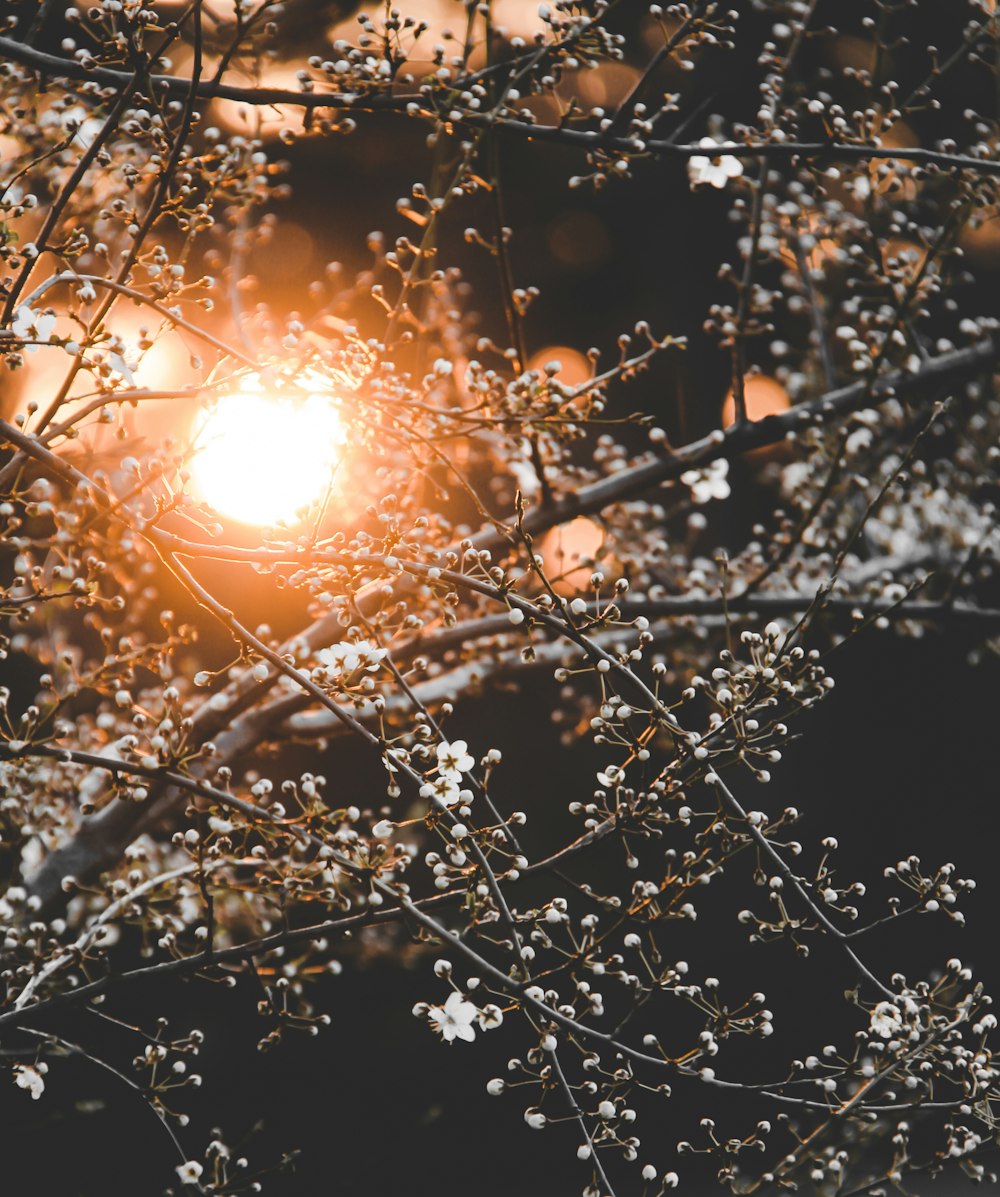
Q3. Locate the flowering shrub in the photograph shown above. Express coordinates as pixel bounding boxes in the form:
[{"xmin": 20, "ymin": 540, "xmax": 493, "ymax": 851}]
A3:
[{"xmin": 2, "ymin": 1, "xmax": 1000, "ymax": 1193}]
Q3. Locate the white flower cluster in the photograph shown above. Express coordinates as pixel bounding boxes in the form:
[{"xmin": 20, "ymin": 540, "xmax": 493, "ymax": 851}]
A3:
[
  {"xmin": 317, "ymin": 638, "xmax": 387, "ymax": 680},
  {"xmin": 868, "ymin": 993, "xmax": 925, "ymax": 1041},
  {"xmin": 418, "ymin": 739, "xmax": 475, "ymax": 809},
  {"xmin": 869, "ymin": 1000, "xmax": 904, "ymax": 1039},
  {"xmin": 681, "ymin": 458, "xmax": 730, "ymax": 504}
]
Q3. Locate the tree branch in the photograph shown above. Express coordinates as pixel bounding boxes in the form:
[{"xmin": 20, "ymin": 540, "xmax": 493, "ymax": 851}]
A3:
[{"xmin": 4, "ymin": 36, "xmax": 1000, "ymax": 178}]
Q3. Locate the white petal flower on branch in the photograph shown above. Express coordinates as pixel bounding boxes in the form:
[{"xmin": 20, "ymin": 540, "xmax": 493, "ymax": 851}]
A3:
[
  {"xmin": 106, "ymin": 350, "xmax": 136, "ymax": 385},
  {"xmin": 319, "ymin": 639, "xmax": 387, "ymax": 680},
  {"xmin": 681, "ymin": 459, "xmax": 730, "ymax": 504},
  {"xmin": 420, "ymin": 774, "xmax": 461, "ymax": 808},
  {"xmin": 175, "ymin": 1160, "xmax": 204, "ymax": 1185},
  {"xmin": 426, "ymin": 991, "xmax": 479, "ymax": 1043},
  {"xmin": 436, "ymin": 739, "xmax": 474, "ymax": 781},
  {"xmin": 12, "ymin": 1063, "xmax": 45, "ymax": 1100},
  {"xmin": 687, "ymin": 138, "xmax": 745, "ymax": 189}
]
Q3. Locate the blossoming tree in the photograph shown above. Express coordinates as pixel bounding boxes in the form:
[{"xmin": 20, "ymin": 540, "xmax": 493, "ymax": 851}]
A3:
[{"xmin": 2, "ymin": 0, "xmax": 1000, "ymax": 1193}]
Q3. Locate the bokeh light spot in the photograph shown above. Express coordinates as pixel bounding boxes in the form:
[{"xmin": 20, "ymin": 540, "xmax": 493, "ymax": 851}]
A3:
[{"xmin": 722, "ymin": 375, "xmax": 791, "ymax": 428}]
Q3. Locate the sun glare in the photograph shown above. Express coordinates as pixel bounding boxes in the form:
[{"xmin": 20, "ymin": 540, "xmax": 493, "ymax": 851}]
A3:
[{"xmin": 191, "ymin": 383, "xmax": 345, "ymax": 527}]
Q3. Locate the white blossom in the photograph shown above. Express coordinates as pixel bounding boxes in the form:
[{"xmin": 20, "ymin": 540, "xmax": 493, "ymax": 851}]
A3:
[
  {"xmin": 436, "ymin": 739, "xmax": 474, "ymax": 781},
  {"xmin": 318, "ymin": 639, "xmax": 387, "ymax": 680},
  {"xmin": 596, "ymin": 763, "xmax": 624, "ymax": 787},
  {"xmin": 11, "ymin": 306, "xmax": 57, "ymax": 351},
  {"xmin": 175, "ymin": 1160, "xmax": 204, "ymax": 1185},
  {"xmin": 105, "ymin": 349, "xmax": 136, "ymax": 385},
  {"xmin": 426, "ymin": 991, "xmax": 479, "ymax": 1043},
  {"xmin": 687, "ymin": 138, "xmax": 744, "ymax": 189},
  {"xmin": 681, "ymin": 458, "xmax": 730, "ymax": 504},
  {"xmin": 12, "ymin": 1063, "xmax": 45, "ymax": 1100},
  {"xmin": 420, "ymin": 774, "xmax": 461, "ymax": 808}
]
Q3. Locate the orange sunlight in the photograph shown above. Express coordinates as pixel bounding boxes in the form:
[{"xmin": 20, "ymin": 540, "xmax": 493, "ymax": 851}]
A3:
[{"xmin": 191, "ymin": 381, "xmax": 345, "ymax": 526}]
